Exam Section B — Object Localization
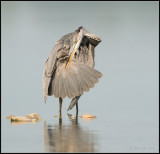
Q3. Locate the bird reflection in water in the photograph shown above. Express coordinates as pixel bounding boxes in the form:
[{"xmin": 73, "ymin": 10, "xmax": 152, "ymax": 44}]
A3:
[{"xmin": 43, "ymin": 115, "xmax": 98, "ymax": 152}]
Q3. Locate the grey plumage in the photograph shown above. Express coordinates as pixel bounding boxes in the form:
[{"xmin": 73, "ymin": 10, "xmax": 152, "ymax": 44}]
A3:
[
  {"xmin": 48, "ymin": 59, "xmax": 102, "ymax": 99},
  {"xmin": 43, "ymin": 26, "xmax": 102, "ymax": 113}
]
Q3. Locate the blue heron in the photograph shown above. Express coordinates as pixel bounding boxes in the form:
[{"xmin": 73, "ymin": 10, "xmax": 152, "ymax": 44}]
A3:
[{"xmin": 43, "ymin": 26, "xmax": 102, "ymax": 116}]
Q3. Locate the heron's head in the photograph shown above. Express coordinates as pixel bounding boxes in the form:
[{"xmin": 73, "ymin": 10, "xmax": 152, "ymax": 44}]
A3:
[
  {"xmin": 72, "ymin": 26, "xmax": 84, "ymax": 46},
  {"xmin": 66, "ymin": 26, "xmax": 101, "ymax": 69}
]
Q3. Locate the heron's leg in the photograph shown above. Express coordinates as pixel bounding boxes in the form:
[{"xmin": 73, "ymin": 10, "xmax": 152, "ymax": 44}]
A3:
[
  {"xmin": 76, "ymin": 102, "xmax": 78, "ymax": 117},
  {"xmin": 59, "ymin": 97, "xmax": 63, "ymax": 118}
]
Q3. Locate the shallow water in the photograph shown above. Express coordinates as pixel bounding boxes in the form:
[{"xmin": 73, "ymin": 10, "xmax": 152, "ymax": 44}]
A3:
[
  {"xmin": 1, "ymin": 1, "xmax": 159, "ymax": 153},
  {"xmin": 2, "ymin": 107, "xmax": 158, "ymax": 153}
]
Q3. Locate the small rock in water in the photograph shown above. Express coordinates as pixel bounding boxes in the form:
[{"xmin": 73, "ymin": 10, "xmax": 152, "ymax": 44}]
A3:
[
  {"xmin": 7, "ymin": 113, "xmax": 41, "ymax": 123},
  {"xmin": 81, "ymin": 113, "xmax": 96, "ymax": 119}
]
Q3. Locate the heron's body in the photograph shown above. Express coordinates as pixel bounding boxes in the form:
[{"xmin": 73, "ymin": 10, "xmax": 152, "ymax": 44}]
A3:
[{"xmin": 43, "ymin": 26, "xmax": 102, "ymax": 116}]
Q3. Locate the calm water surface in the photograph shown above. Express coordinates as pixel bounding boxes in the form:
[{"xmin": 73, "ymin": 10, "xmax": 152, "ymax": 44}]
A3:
[
  {"xmin": 2, "ymin": 1, "xmax": 159, "ymax": 153},
  {"xmin": 2, "ymin": 108, "xmax": 158, "ymax": 153}
]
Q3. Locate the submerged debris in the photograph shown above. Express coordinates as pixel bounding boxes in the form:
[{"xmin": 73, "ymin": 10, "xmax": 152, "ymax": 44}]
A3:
[{"xmin": 7, "ymin": 113, "xmax": 41, "ymax": 123}]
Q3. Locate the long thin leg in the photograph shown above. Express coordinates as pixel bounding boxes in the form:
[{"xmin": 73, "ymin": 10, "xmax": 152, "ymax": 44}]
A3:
[
  {"xmin": 76, "ymin": 102, "xmax": 78, "ymax": 117},
  {"xmin": 59, "ymin": 97, "xmax": 62, "ymax": 118}
]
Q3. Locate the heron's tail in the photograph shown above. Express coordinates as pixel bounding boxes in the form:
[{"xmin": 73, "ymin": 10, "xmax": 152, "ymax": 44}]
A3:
[
  {"xmin": 67, "ymin": 96, "xmax": 81, "ymax": 111},
  {"xmin": 48, "ymin": 60, "xmax": 103, "ymax": 100}
]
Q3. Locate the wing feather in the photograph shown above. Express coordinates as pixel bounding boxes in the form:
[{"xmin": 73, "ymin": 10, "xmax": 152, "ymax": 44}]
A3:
[
  {"xmin": 48, "ymin": 60, "xmax": 102, "ymax": 99},
  {"xmin": 43, "ymin": 33, "xmax": 73, "ymax": 102}
]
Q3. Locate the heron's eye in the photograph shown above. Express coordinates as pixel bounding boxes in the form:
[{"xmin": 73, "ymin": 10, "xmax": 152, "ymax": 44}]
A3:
[{"xmin": 74, "ymin": 40, "xmax": 77, "ymax": 43}]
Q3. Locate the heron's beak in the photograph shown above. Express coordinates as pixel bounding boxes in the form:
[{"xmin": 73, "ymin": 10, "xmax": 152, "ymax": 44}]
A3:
[{"xmin": 66, "ymin": 37, "xmax": 82, "ymax": 69}]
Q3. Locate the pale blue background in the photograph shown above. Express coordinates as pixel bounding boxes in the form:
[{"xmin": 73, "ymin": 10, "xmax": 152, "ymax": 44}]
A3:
[{"xmin": 1, "ymin": 1, "xmax": 159, "ymax": 152}]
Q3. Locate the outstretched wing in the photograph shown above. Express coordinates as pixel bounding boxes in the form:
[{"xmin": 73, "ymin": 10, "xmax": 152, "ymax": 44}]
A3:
[
  {"xmin": 43, "ymin": 33, "xmax": 73, "ymax": 102},
  {"xmin": 48, "ymin": 59, "xmax": 103, "ymax": 99}
]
